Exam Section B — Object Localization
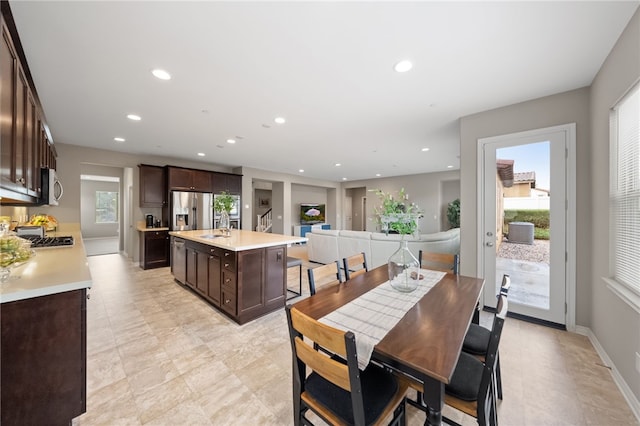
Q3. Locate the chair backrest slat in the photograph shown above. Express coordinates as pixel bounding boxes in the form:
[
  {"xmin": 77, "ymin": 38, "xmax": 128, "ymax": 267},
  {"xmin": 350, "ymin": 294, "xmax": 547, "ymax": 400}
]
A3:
[
  {"xmin": 294, "ymin": 337, "xmax": 351, "ymax": 391},
  {"xmin": 419, "ymin": 250, "xmax": 459, "ymax": 274},
  {"xmin": 308, "ymin": 261, "xmax": 342, "ymax": 295},
  {"xmin": 343, "ymin": 252, "xmax": 369, "ymax": 281}
]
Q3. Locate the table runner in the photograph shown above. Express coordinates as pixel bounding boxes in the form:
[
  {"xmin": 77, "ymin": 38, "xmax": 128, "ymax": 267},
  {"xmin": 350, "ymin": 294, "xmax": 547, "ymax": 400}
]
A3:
[{"xmin": 319, "ymin": 269, "xmax": 446, "ymax": 369}]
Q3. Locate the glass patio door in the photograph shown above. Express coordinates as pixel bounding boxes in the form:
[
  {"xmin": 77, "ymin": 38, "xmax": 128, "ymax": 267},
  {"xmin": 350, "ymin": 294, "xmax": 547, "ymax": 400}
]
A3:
[{"xmin": 479, "ymin": 126, "xmax": 571, "ymax": 325}]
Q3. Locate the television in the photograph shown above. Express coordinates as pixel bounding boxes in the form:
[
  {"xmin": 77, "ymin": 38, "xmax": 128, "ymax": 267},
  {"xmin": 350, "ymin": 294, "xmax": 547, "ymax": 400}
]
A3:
[{"xmin": 300, "ymin": 203, "xmax": 326, "ymax": 225}]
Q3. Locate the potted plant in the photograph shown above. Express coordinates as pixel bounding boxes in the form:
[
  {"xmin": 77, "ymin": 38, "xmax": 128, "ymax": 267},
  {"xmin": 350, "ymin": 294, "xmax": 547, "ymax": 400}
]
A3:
[
  {"xmin": 370, "ymin": 188, "xmax": 424, "ymax": 292},
  {"xmin": 447, "ymin": 198, "xmax": 460, "ymax": 229},
  {"xmin": 213, "ymin": 191, "xmax": 236, "ymax": 231}
]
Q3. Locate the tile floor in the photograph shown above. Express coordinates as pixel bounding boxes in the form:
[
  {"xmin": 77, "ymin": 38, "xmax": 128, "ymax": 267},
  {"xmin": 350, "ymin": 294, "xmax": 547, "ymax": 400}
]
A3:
[{"xmin": 74, "ymin": 250, "xmax": 639, "ymax": 425}]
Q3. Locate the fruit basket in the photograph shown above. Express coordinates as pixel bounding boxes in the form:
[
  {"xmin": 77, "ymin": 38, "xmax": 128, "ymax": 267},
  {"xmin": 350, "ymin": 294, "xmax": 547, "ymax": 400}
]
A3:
[
  {"xmin": 28, "ymin": 214, "xmax": 58, "ymax": 231},
  {"xmin": 0, "ymin": 234, "xmax": 36, "ymax": 283}
]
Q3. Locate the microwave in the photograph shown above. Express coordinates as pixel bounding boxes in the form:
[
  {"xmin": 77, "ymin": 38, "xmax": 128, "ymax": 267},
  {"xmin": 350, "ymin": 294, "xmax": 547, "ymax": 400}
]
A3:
[{"xmin": 40, "ymin": 168, "xmax": 63, "ymax": 206}]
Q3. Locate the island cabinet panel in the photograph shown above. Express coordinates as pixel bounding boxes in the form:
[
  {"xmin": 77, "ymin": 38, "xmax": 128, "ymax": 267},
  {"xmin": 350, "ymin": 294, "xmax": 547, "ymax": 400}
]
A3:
[
  {"xmin": 237, "ymin": 249, "xmax": 264, "ymax": 316},
  {"xmin": 195, "ymin": 250, "xmax": 210, "ymax": 295},
  {"xmin": 264, "ymin": 245, "xmax": 286, "ymax": 305},
  {"xmin": 186, "ymin": 245, "xmax": 198, "ymax": 289},
  {"xmin": 176, "ymin": 238, "xmax": 287, "ymax": 324},
  {"xmin": 1, "ymin": 289, "xmax": 87, "ymax": 425}
]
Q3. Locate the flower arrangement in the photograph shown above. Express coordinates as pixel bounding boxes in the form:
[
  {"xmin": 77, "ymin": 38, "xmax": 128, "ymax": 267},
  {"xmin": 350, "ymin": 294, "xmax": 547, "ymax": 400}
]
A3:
[
  {"xmin": 213, "ymin": 191, "xmax": 236, "ymax": 213},
  {"xmin": 370, "ymin": 188, "xmax": 423, "ymax": 235}
]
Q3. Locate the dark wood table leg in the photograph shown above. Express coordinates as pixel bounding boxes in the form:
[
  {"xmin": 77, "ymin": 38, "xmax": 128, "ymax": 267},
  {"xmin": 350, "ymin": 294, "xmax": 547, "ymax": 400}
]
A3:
[{"xmin": 422, "ymin": 376, "xmax": 444, "ymax": 426}]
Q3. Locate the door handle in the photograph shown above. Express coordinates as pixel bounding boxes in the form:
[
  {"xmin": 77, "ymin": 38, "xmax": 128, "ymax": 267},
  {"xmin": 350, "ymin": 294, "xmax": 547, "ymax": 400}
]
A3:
[{"xmin": 486, "ymin": 242, "xmax": 494, "ymax": 247}]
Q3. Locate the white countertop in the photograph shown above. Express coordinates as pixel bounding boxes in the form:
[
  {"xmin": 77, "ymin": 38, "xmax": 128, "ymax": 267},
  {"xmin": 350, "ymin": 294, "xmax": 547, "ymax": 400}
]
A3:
[
  {"xmin": 136, "ymin": 221, "xmax": 169, "ymax": 232},
  {"xmin": 0, "ymin": 227, "xmax": 93, "ymax": 304},
  {"xmin": 169, "ymin": 229, "xmax": 307, "ymax": 251}
]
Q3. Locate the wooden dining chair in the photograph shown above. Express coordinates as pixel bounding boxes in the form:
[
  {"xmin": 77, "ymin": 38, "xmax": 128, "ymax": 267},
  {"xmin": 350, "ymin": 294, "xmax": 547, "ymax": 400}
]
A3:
[
  {"xmin": 443, "ymin": 293, "xmax": 508, "ymax": 426},
  {"xmin": 307, "ymin": 261, "xmax": 343, "ymax": 296},
  {"xmin": 285, "ymin": 305, "xmax": 409, "ymax": 426},
  {"xmin": 342, "ymin": 252, "xmax": 369, "ymax": 281},
  {"xmin": 462, "ymin": 274, "xmax": 510, "ymax": 400},
  {"xmin": 408, "ymin": 294, "xmax": 508, "ymax": 426},
  {"xmin": 418, "ymin": 250, "xmax": 459, "ymax": 274}
]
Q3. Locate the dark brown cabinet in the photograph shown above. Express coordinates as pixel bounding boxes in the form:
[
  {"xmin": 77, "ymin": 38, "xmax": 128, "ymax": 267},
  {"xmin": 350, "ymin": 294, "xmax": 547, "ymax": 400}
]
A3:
[
  {"xmin": 212, "ymin": 172, "xmax": 242, "ymax": 194},
  {"xmin": 1, "ymin": 5, "xmax": 55, "ymax": 204},
  {"xmin": 1, "ymin": 289, "xmax": 87, "ymax": 425},
  {"xmin": 167, "ymin": 166, "xmax": 212, "ymax": 192},
  {"xmin": 176, "ymin": 238, "xmax": 285, "ymax": 324},
  {"xmin": 139, "ymin": 164, "xmax": 166, "ymax": 207},
  {"xmin": 139, "ymin": 230, "xmax": 169, "ymax": 270}
]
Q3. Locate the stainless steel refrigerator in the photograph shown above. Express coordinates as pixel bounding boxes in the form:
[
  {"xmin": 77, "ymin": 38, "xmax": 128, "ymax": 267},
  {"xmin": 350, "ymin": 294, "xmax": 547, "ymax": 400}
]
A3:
[{"xmin": 171, "ymin": 191, "xmax": 213, "ymax": 231}]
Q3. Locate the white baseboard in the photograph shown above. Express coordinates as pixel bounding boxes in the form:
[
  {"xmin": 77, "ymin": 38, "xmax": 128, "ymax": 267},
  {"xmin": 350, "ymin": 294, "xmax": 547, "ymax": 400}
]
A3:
[{"xmin": 575, "ymin": 325, "xmax": 640, "ymax": 421}]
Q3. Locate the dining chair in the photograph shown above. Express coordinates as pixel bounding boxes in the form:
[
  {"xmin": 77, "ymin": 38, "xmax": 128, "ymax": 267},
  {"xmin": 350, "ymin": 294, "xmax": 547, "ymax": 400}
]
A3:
[
  {"xmin": 407, "ymin": 293, "xmax": 508, "ymax": 426},
  {"xmin": 343, "ymin": 252, "xmax": 369, "ymax": 281},
  {"xmin": 418, "ymin": 250, "xmax": 459, "ymax": 274},
  {"xmin": 462, "ymin": 274, "xmax": 510, "ymax": 400},
  {"xmin": 307, "ymin": 261, "xmax": 343, "ymax": 296},
  {"xmin": 285, "ymin": 305, "xmax": 409, "ymax": 426}
]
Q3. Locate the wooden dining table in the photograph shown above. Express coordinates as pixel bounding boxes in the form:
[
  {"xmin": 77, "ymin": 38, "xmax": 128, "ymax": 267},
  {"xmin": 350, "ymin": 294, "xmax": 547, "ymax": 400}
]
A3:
[{"xmin": 291, "ymin": 264, "xmax": 485, "ymax": 426}]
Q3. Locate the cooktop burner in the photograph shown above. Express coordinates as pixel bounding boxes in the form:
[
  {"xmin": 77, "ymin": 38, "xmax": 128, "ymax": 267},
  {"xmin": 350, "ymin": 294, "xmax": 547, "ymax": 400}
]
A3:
[{"xmin": 22, "ymin": 235, "xmax": 74, "ymax": 248}]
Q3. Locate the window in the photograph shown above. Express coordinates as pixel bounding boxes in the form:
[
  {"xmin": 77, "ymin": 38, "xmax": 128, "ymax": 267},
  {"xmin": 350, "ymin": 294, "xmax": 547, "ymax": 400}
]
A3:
[
  {"xmin": 96, "ymin": 191, "xmax": 119, "ymax": 223},
  {"xmin": 609, "ymin": 81, "xmax": 640, "ymax": 306}
]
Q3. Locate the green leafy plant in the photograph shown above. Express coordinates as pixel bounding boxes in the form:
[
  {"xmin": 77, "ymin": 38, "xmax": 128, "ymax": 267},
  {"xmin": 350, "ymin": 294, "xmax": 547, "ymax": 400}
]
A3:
[
  {"xmin": 370, "ymin": 188, "xmax": 423, "ymax": 235},
  {"xmin": 447, "ymin": 198, "xmax": 460, "ymax": 229},
  {"xmin": 213, "ymin": 191, "xmax": 236, "ymax": 213}
]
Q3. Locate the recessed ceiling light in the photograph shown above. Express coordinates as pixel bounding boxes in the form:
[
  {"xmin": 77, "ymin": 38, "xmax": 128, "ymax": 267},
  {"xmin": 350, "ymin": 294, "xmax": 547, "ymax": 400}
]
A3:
[
  {"xmin": 335, "ymin": 163, "xmax": 341, "ymax": 167},
  {"xmin": 274, "ymin": 117, "xmax": 286, "ymax": 124},
  {"xmin": 299, "ymin": 169, "xmax": 304, "ymax": 173},
  {"xmin": 376, "ymin": 173, "xmax": 381, "ymax": 177},
  {"xmin": 226, "ymin": 139, "xmax": 236, "ymax": 144},
  {"xmin": 151, "ymin": 69, "xmax": 171, "ymax": 80},
  {"xmin": 421, "ymin": 147, "xmax": 430, "ymax": 152},
  {"xmin": 342, "ymin": 177, "xmax": 347, "ymax": 181},
  {"xmin": 394, "ymin": 60, "xmax": 413, "ymax": 73},
  {"xmin": 197, "ymin": 152, "xmax": 205, "ymax": 157},
  {"xmin": 114, "ymin": 137, "xmax": 125, "ymax": 142},
  {"xmin": 127, "ymin": 114, "xmax": 141, "ymax": 121},
  {"xmin": 447, "ymin": 165, "xmax": 453, "ymax": 168}
]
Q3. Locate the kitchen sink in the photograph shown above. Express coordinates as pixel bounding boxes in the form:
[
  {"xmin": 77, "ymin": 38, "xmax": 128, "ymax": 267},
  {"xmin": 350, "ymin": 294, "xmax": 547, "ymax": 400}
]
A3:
[{"xmin": 200, "ymin": 234, "xmax": 227, "ymax": 239}]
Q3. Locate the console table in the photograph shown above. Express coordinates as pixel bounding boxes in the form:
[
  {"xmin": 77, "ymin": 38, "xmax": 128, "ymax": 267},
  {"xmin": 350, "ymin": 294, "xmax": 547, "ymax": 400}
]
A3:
[{"xmin": 293, "ymin": 223, "xmax": 330, "ymax": 238}]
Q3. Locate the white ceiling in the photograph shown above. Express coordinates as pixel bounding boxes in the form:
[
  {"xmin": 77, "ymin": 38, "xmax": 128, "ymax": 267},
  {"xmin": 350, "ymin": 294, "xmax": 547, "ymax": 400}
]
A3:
[{"xmin": 9, "ymin": 1, "xmax": 639, "ymax": 182}]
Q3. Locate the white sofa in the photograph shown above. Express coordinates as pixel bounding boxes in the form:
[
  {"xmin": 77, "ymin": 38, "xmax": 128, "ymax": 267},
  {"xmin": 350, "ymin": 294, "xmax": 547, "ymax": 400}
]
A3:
[{"xmin": 306, "ymin": 228, "xmax": 460, "ymax": 269}]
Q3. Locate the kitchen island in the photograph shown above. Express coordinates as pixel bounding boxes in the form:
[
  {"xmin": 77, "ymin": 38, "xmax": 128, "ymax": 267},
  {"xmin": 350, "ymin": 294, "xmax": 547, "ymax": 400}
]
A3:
[
  {"xmin": 0, "ymin": 225, "xmax": 92, "ymax": 425},
  {"xmin": 169, "ymin": 229, "xmax": 306, "ymax": 324}
]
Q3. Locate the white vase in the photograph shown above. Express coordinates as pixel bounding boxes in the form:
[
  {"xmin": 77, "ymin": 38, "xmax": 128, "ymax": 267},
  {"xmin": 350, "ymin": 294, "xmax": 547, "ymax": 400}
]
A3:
[{"xmin": 388, "ymin": 239, "xmax": 421, "ymax": 292}]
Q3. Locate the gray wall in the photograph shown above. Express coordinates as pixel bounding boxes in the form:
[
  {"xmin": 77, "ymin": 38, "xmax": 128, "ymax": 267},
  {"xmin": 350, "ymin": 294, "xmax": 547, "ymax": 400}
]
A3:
[
  {"xmin": 460, "ymin": 88, "xmax": 590, "ymax": 320},
  {"xmin": 30, "ymin": 143, "xmax": 235, "ymax": 262},
  {"xmin": 344, "ymin": 170, "xmax": 461, "ymax": 234},
  {"xmin": 460, "ymin": 7, "xmax": 640, "ymax": 404},
  {"xmin": 590, "ymin": 7, "xmax": 640, "ymax": 402}
]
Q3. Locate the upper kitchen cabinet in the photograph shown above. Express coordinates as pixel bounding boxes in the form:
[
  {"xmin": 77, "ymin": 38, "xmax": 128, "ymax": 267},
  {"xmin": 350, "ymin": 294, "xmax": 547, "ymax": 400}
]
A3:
[
  {"xmin": 139, "ymin": 164, "xmax": 166, "ymax": 207},
  {"xmin": 167, "ymin": 166, "xmax": 212, "ymax": 192},
  {"xmin": 0, "ymin": 3, "xmax": 55, "ymax": 204},
  {"xmin": 212, "ymin": 172, "xmax": 242, "ymax": 194}
]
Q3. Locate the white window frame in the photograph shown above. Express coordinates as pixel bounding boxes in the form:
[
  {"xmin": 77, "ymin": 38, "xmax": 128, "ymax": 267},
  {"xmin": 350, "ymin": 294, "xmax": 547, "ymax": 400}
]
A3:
[{"xmin": 605, "ymin": 80, "xmax": 640, "ymax": 313}]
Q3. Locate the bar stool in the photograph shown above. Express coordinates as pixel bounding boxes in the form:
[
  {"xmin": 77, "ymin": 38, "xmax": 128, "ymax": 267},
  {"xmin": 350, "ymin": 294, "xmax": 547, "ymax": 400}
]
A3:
[{"xmin": 286, "ymin": 256, "xmax": 303, "ymax": 300}]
